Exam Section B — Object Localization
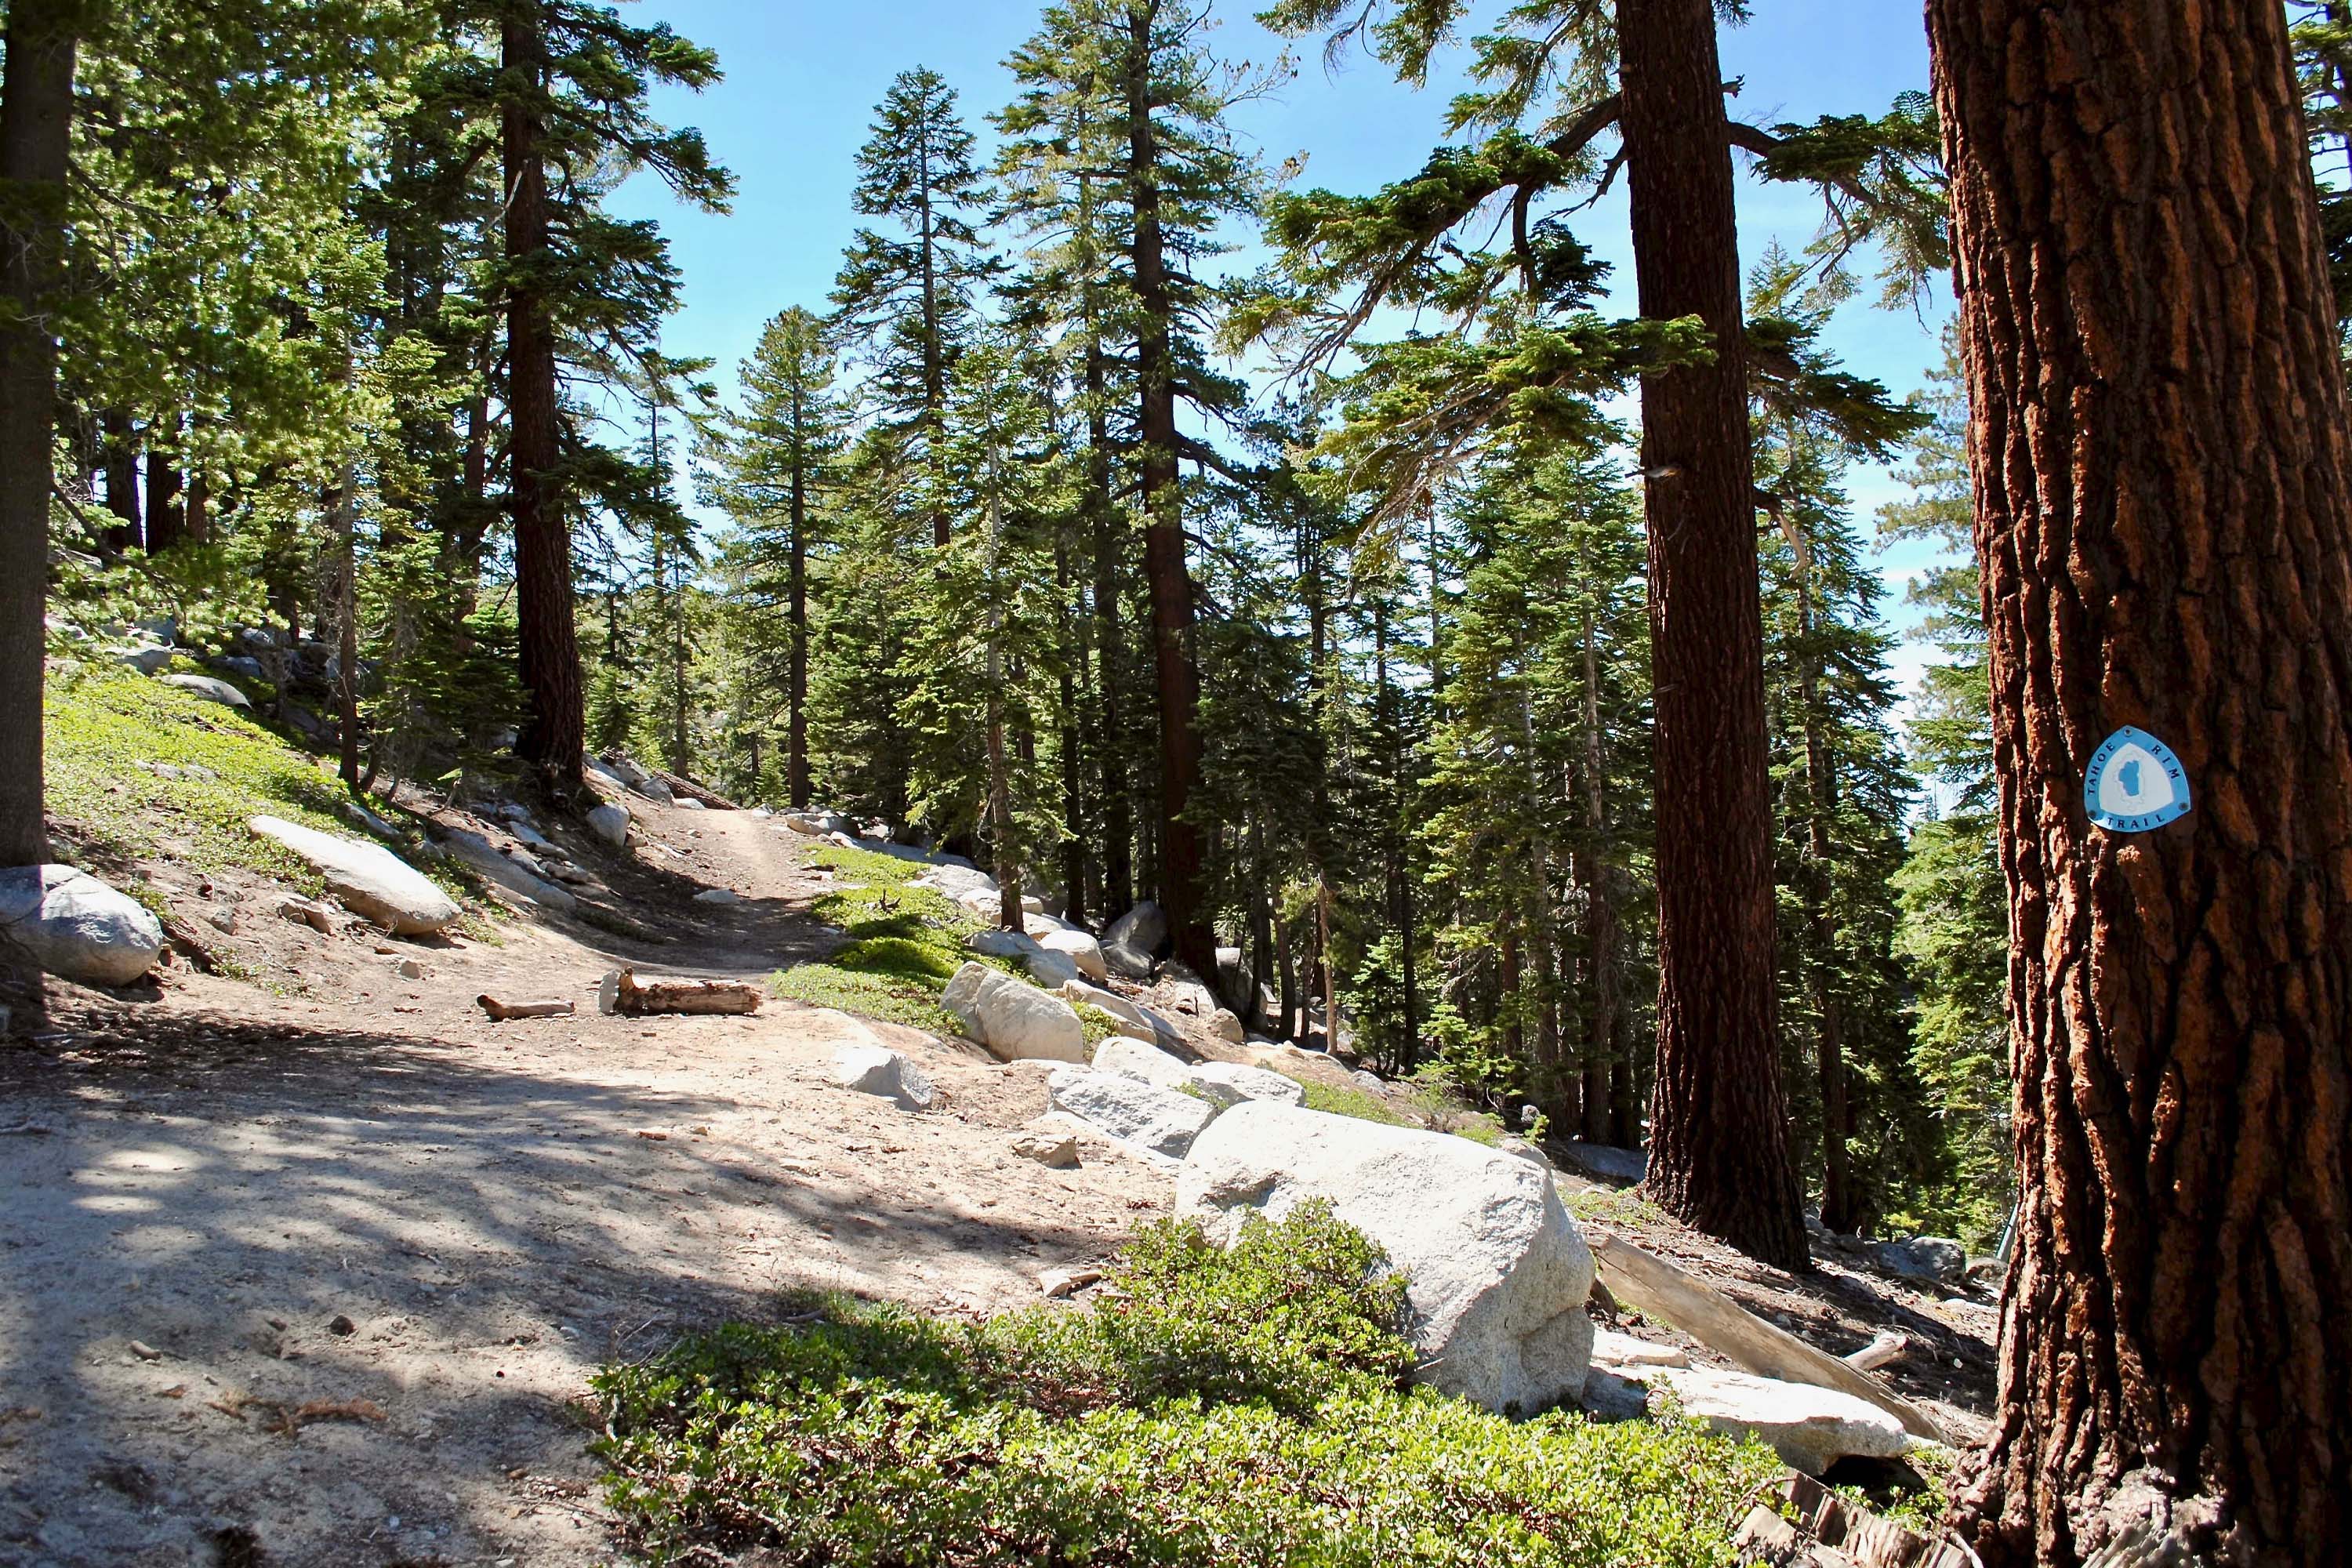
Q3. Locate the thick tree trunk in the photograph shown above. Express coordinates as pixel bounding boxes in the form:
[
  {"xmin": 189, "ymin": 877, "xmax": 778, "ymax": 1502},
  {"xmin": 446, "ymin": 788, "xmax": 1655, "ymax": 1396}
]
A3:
[
  {"xmin": 1577, "ymin": 604, "xmax": 1619, "ymax": 1144},
  {"xmin": 1928, "ymin": 3, "xmax": 2352, "ymax": 1563},
  {"xmin": 1619, "ymin": 0, "xmax": 1806, "ymax": 1270},
  {"xmin": 503, "ymin": 11, "xmax": 583, "ymax": 795},
  {"xmin": 0, "ymin": 2, "xmax": 75, "ymax": 869},
  {"xmin": 1126, "ymin": 2, "xmax": 1213, "ymax": 980}
]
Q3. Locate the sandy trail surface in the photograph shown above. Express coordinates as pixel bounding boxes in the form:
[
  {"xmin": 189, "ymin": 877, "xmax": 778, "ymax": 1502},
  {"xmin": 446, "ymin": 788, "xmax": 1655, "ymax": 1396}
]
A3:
[{"xmin": 0, "ymin": 805, "xmax": 1171, "ymax": 1566}]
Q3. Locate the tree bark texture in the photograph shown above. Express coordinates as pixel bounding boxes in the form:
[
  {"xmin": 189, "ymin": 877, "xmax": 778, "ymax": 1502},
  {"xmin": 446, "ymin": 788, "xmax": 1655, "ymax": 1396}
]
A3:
[
  {"xmin": 0, "ymin": 1, "xmax": 76, "ymax": 869},
  {"xmin": 1928, "ymin": 3, "xmax": 2352, "ymax": 1563},
  {"xmin": 503, "ymin": 11, "xmax": 584, "ymax": 794},
  {"xmin": 1126, "ymin": 0, "xmax": 1214, "ymax": 982},
  {"xmin": 789, "ymin": 445, "xmax": 811, "ymax": 811},
  {"xmin": 1619, "ymin": 0, "xmax": 1807, "ymax": 1270}
]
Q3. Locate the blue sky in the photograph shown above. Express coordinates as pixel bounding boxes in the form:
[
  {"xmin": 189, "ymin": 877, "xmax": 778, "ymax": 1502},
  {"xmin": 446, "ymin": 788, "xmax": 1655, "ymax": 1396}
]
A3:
[{"xmin": 609, "ymin": 0, "xmax": 1958, "ymax": 698}]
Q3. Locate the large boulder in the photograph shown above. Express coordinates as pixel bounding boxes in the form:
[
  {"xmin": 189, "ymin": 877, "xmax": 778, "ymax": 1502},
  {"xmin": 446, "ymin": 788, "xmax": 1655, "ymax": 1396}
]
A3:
[
  {"xmin": 158, "ymin": 673, "xmax": 250, "ymax": 708},
  {"xmin": 1093, "ymin": 1036, "xmax": 1301, "ymax": 1110},
  {"xmin": 0, "ymin": 866, "xmax": 165, "ymax": 985},
  {"xmin": 249, "ymin": 815, "xmax": 459, "ymax": 935},
  {"xmin": 1179, "ymin": 1102, "xmax": 1596, "ymax": 1415},
  {"xmin": 914, "ymin": 863, "xmax": 997, "ymax": 900},
  {"xmin": 1023, "ymin": 947, "xmax": 1081, "ymax": 988},
  {"xmin": 632, "ymin": 775, "xmax": 676, "ymax": 806},
  {"xmin": 940, "ymin": 962, "xmax": 1087, "ymax": 1063},
  {"xmin": 1629, "ymin": 1366, "xmax": 1917, "ymax": 1475},
  {"xmin": 1062, "ymin": 982, "xmax": 1174, "ymax": 1046},
  {"xmin": 1103, "ymin": 899, "xmax": 1167, "ymax": 955},
  {"xmin": 1047, "ymin": 1065, "xmax": 1218, "ymax": 1160},
  {"xmin": 586, "ymin": 802, "xmax": 630, "ymax": 849},
  {"xmin": 114, "ymin": 644, "xmax": 173, "ymax": 675},
  {"xmin": 968, "ymin": 927, "xmax": 1044, "ymax": 962},
  {"xmin": 1188, "ymin": 1059, "xmax": 1305, "ymax": 1109},
  {"xmin": 1101, "ymin": 939, "xmax": 1154, "ymax": 981},
  {"xmin": 1037, "ymin": 927, "xmax": 1108, "ymax": 982},
  {"xmin": 1207, "ymin": 1007, "xmax": 1247, "ymax": 1044},
  {"xmin": 438, "ymin": 827, "xmax": 579, "ymax": 914}
]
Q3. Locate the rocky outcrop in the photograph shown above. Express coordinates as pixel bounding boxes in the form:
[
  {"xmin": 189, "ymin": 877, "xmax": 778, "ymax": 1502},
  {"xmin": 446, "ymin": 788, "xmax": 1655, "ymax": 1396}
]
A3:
[
  {"xmin": 437, "ymin": 827, "xmax": 579, "ymax": 914},
  {"xmin": 1101, "ymin": 939, "xmax": 1153, "ymax": 980},
  {"xmin": 0, "ymin": 866, "xmax": 165, "ymax": 985},
  {"xmin": 1092, "ymin": 1037, "xmax": 1302, "ymax": 1109},
  {"xmin": 940, "ymin": 962, "xmax": 1087, "ymax": 1063},
  {"xmin": 1179, "ymin": 1102, "xmax": 1596, "ymax": 1415},
  {"xmin": 1047, "ymin": 1065, "xmax": 1217, "ymax": 1160},
  {"xmin": 249, "ymin": 815, "xmax": 459, "ymax": 935}
]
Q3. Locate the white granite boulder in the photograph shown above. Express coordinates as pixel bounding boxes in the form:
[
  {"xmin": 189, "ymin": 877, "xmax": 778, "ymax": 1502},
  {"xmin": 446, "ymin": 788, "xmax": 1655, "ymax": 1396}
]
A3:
[
  {"xmin": 438, "ymin": 827, "xmax": 579, "ymax": 913},
  {"xmin": 1101, "ymin": 939, "xmax": 1154, "ymax": 980},
  {"xmin": 1093, "ymin": 1036, "xmax": 1302, "ymax": 1109},
  {"xmin": 1038, "ymin": 927, "xmax": 1109, "ymax": 982},
  {"xmin": 249, "ymin": 815, "xmax": 459, "ymax": 935},
  {"xmin": 586, "ymin": 802, "xmax": 630, "ymax": 848},
  {"xmin": 1178, "ymin": 1102, "xmax": 1596, "ymax": 1415},
  {"xmin": 1047, "ymin": 1064, "xmax": 1218, "ymax": 1160},
  {"xmin": 1103, "ymin": 899, "xmax": 1166, "ymax": 955},
  {"xmin": 158, "ymin": 673, "xmax": 250, "ymax": 708},
  {"xmin": 1635, "ymin": 1366, "xmax": 1918, "ymax": 1475},
  {"xmin": 830, "ymin": 1043, "xmax": 936, "ymax": 1110},
  {"xmin": 940, "ymin": 961, "xmax": 1087, "ymax": 1063},
  {"xmin": 0, "ymin": 866, "xmax": 165, "ymax": 985}
]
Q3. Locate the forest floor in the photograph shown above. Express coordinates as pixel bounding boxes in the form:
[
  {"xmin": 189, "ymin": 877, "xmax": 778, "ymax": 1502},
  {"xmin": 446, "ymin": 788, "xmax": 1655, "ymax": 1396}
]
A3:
[{"xmin": 1, "ymin": 784, "xmax": 1999, "ymax": 1566}]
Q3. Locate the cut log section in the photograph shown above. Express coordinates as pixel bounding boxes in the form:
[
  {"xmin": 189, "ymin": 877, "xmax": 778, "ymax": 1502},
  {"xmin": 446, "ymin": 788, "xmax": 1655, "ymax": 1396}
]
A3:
[
  {"xmin": 477, "ymin": 995, "xmax": 577, "ymax": 1021},
  {"xmin": 1588, "ymin": 1232, "xmax": 1947, "ymax": 1444},
  {"xmin": 596, "ymin": 967, "xmax": 763, "ymax": 1017},
  {"xmin": 1843, "ymin": 1330, "xmax": 1909, "ymax": 1372}
]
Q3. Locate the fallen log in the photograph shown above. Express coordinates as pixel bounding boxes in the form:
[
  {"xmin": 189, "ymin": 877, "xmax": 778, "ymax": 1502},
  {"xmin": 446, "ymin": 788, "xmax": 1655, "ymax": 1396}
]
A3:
[
  {"xmin": 1588, "ymin": 1231, "xmax": 1947, "ymax": 1444},
  {"xmin": 655, "ymin": 770, "xmax": 739, "ymax": 811},
  {"xmin": 1843, "ymin": 1330, "xmax": 1909, "ymax": 1372},
  {"xmin": 477, "ymin": 994, "xmax": 577, "ymax": 1021},
  {"xmin": 597, "ymin": 967, "xmax": 762, "ymax": 1018}
]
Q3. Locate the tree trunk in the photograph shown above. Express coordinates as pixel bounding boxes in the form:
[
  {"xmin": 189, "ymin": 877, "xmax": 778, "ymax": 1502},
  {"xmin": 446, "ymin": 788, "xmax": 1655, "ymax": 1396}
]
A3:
[
  {"xmin": 1928, "ymin": 3, "xmax": 2352, "ymax": 1562},
  {"xmin": 0, "ymin": 2, "xmax": 75, "ymax": 869},
  {"xmin": 1788, "ymin": 534, "xmax": 1853, "ymax": 1232},
  {"xmin": 1619, "ymin": 0, "xmax": 1806, "ymax": 1270},
  {"xmin": 788, "ymin": 444, "xmax": 810, "ymax": 810},
  {"xmin": 329, "ymin": 458, "xmax": 361, "ymax": 789},
  {"xmin": 100, "ymin": 411, "xmax": 140, "ymax": 553},
  {"xmin": 1126, "ymin": 1, "xmax": 1214, "ymax": 980},
  {"xmin": 1578, "ymin": 604, "xmax": 1620, "ymax": 1144},
  {"xmin": 1086, "ymin": 337, "xmax": 1132, "ymax": 914},
  {"xmin": 504, "ymin": 8, "xmax": 585, "ymax": 795},
  {"xmin": 144, "ymin": 438, "xmax": 183, "ymax": 554},
  {"xmin": 1056, "ymin": 541, "xmax": 1089, "ymax": 925}
]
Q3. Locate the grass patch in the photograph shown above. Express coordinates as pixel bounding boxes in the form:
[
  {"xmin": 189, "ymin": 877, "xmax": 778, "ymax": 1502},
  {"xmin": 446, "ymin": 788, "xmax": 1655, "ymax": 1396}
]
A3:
[
  {"xmin": 807, "ymin": 842, "xmax": 933, "ymax": 887},
  {"xmin": 1073, "ymin": 1002, "xmax": 1121, "ymax": 1047},
  {"xmin": 593, "ymin": 1203, "xmax": 1784, "ymax": 1566},
  {"xmin": 1288, "ymin": 1076, "xmax": 1413, "ymax": 1127},
  {"xmin": 43, "ymin": 667, "xmax": 466, "ymax": 908},
  {"xmin": 770, "ymin": 881, "xmax": 1018, "ymax": 1036}
]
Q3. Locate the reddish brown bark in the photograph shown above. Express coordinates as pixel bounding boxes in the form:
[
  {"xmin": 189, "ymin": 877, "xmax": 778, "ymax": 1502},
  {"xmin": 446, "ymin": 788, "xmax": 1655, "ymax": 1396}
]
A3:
[
  {"xmin": 1618, "ymin": 0, "xmax": 1806, "ymax": 1270},
  {"xmin": 1928, "ymin": 2, "xmax": 2352, "ymax": 1562},
  {"xmin": 503, "ymin": 9, "xmax": 584, "ymax": 793},
  {"xmin": 0, "ymin": 0, "xmax": 75, "ymax": 869},
  {"xmin": 1125, "ymin": 0, "xmax": 1214, "ymax": 982}
]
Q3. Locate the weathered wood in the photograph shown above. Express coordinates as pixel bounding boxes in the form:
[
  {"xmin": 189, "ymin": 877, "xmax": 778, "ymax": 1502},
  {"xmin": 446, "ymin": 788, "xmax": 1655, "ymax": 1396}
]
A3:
[
  {"xmin": 1843, "ymin": 1330, "xmax": 1908, "ymax": 1373},
  {"xmin": 595, "ymin": 967, "xmax": 761, "ymax": 1018},
  {"xmin": 654, "ymin": 770, "xmax": 738, "ymax": 811},
  {"xmin": 1589, "ymin": 1231, "xmax": 1946, "ymax": 1443},
  {"xmin": 477, "ymin": 994, "xmax": 576, "ymax": 1021}
]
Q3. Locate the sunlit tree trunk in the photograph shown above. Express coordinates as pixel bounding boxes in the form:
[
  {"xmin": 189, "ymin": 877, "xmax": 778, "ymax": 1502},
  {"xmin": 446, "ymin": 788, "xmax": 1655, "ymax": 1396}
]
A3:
[
  {"xmin": 1620, "ymin": 0, "xmax": 1807, "ymax": 1270},
  {"xmin": 1929, "ymin": 0, "xmax": 2352, "ymax": 1559}
]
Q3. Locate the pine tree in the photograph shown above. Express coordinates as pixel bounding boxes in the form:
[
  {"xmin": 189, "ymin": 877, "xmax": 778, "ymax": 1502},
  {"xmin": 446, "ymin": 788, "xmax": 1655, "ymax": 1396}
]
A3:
[
  {"xmin": 701, "ymin": 307, "xmax": 848, "ymax": 809},
  {"xmin": 833, "ymin": 67, "xmax": 995, "ymax": 550}
]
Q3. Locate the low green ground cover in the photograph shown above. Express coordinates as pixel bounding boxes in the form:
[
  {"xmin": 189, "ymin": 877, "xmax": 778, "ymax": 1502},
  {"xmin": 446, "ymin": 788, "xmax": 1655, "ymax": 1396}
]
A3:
[{"xmin": 593, "ymin": 1205, "xmax": 1784, "ymax": 1566}]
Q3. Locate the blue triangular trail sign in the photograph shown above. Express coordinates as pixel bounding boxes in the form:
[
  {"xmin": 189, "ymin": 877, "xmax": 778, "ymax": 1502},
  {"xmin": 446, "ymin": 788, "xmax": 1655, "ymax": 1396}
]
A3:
[{"xmin": 2084, "ymin": 726, "xmax": 2191, "ymax": 833}]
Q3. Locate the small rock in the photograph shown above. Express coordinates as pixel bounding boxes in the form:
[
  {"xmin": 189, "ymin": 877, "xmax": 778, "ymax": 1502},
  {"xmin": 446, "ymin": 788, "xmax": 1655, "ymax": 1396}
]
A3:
[
  {"xmin": 205, "ymin": 909, "xmax": 238, "ymax": 935},
  {"xmin": 328, "ymin": 1315, "xmax": 357, "ymax": 1337},
  {"xmin": 1038, "ymin": 1266, "xmax": 1105, "ymax": 1299},
  {"xmin": 1207, "ymin": 1007, "xmax": 1246, "ymax": 1044},
  {"xmin": 586, "ymin": 802, "xmax": 630, "ymax": 849},
  {"xmin": 677, "ymin": 797, "xmax": 705, "ymax": 811},
  {"xmin": 157, "ymin": 673, "xmax": 250, "ymax": 709},
  {"xmin": 275, "ymin": 894, "xmax": 339, "ymax": 934},
  {"xmin": 128, "ymin": 1341, "xmax": 164, "ymax": 1361},
  {"xmin": 829, "ymin": 1043, "xmax": 936, "ymax": 1111},
  {"xmin": 0, "ymin": 866, "xmax": 165, "ymax": 985},
  {"xmin": 692, "ymin": 888, "xmax": 741, "ymax": 906},
  {"xmin": 1591, "ymin": 1329, "xmax": 1689, "ymax": 1370},
  {"xmin": 397, "ymin": 959, "xmax": 426, "ymax": 980},
  {"xmin": 1009, "ymin": 1127, "xmax": 1080, "ymax": 1167},
  {"xmin": 114, "ymin": 644, "xmax": 173, "ymax": 675}
]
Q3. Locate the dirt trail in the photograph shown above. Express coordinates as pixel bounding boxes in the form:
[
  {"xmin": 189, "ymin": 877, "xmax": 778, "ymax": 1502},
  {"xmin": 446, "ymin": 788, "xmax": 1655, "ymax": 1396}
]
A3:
[{"xmin": 0, "ymin": 800, "xmax": 1171, "ymax": 1567}]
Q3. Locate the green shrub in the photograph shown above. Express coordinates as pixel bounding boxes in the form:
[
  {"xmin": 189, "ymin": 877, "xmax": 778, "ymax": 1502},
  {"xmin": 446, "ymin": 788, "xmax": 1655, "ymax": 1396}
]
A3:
[
  {"xmin": 1291, "ymin": 1076, "xmax": 1413, "ymax": 1127},
  {"xmin": 593, "ymin": 1205, "xmax": 1783, "ymax": 1566},
  {"xmin": 769, "ymin": 878, "xmax": 1018, "ymax": 1035}
]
